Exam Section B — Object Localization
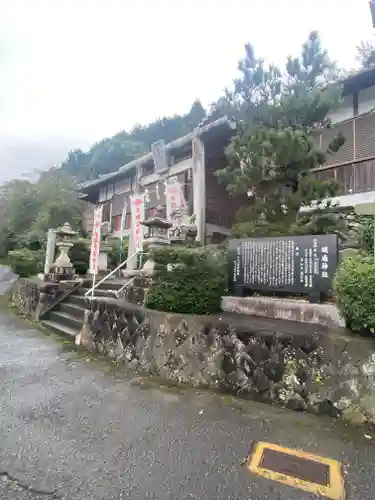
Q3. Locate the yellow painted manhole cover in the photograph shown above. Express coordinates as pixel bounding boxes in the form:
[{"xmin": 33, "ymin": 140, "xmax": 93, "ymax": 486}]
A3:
[{"xmin": 248, "ymin": 441, "xmax": 344, "ymax": 500}]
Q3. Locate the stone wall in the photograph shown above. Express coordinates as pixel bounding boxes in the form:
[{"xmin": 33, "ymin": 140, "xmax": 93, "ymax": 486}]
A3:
[
  {"xmin": 11, "ymin": 278, "xmax": 78, "ymax": 320},
  {"xmin": 10, "ymin": 279, "xmax": 41, "ymax": 317},
  {"xmin": 222, "ymin": 296, "xmax": 345, "ymax": 329},
  {"xmin": 79, "ymin": 297, "xmax": 375, "ymax": 425}
]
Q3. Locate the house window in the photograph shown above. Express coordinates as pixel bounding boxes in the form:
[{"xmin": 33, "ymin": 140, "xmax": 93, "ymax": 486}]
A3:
[
  {"xmin": 101, "ymin": 201, "xmax": 112, "ymax": 223},
  {"xmin": 115, "ymin": 176, "xmax": 133, "ymax": 194},
  {"xmin": 98, "ymin": 188, "xmax": 106, "ymax": 203},
  {"xmin": 113, "ymin": 215, "xmax": 122, "ymax": 231},
  {"xmin": 113, "ymin": 213, "xmax": 131, "ymax": 231},
  {"xmin": 107, "ymin": 184, "xmax": 114, "ymax": 199},
  {"xmin": 98, "ymin": 184, "xmax": 114, "ymax": 203}
]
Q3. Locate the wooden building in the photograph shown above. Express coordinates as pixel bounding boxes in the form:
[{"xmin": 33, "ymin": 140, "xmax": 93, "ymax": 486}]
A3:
[
  {"xmin": 311, "ymin": 67, "xmax": 375, "ymax": 208},
  {"xmin": 78, "ymin": 67, "xmax": 375, "ymax": 257},
  {"xmin": 76, "ymin": 117, "xmax": 246, "ymax": 260}
]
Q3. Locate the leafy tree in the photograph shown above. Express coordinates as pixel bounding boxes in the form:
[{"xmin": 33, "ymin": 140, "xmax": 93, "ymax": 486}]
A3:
[
  {"xmin": 0, "ymin": 169, "xmax": 85, "ymax": 256},
  {"xmin": 216, "ymin": 31, "xmax": 345, "ymax": 237},
  {"xmin": 29, "ymin": 169, "xmax": 86, "ymax": 235},
  {"xmin": 60, "ymin": 100, "xmax": 207, "ymax": 182},
  {"xmin": 356, "ymin": 41, "xmax": 375, "ymax": 69},
  {"xmin": 131, "ymin": 100, "xmax": 206, "ymax": 147},
  {"xmin": 60, "ymin": 137, "xmax": 147, "ymax": 181}
]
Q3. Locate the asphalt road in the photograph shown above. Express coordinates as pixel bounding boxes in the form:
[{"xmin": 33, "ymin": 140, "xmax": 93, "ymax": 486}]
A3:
[{"xmin": 1, "ymin": 310, "xmax": 375, "ymax": 499}]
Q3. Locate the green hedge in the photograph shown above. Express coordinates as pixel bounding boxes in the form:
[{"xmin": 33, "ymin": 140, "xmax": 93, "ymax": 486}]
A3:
[
  {"xmin": 69, "ymin": 238, "xmax": 90, "ymax": 276},
  {"xmin": 359, "ymin": 216, "xmax": 375, "ymax": 254},
  {"xmin": 8, "ymin": 249, "xmax": 43, "ymax": 277},
  {"xmin": 334, "ymin": 256, "xmax": 375, "ymax": 334},
  {"xmin": 145, "ymin": 246, "xmax": 227, "ymax": 315}
]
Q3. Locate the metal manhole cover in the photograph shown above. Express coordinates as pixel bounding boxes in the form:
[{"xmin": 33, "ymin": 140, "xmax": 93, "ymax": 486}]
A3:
[{"xmin": 247, "ymin": 441, "xmax": 344, "ymax": 500}]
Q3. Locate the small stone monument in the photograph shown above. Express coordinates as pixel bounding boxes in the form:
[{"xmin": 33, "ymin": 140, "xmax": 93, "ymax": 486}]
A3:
[
  {"xmin": 140, "ymin": 205, "xmax": 172, "ymax": 275},
  {"xmin": 48, "ymin": 222, "xmax": 77, "ymax": 281},
  {"xmin": 43, "ymin": 228, "xmax": 57, "ymax": 276}
]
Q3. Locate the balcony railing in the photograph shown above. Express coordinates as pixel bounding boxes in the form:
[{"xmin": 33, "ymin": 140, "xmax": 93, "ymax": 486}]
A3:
[
  {"xmin": 313, "ymin": 157, "xmax": 375, "ymax": 195},
  {"xmin": 312, "ymin": 111, "xmax": 375, "ymax": 195},
  {"xmin": 314, "ymin": 111, "xmax": 375, "ymax": 167}
]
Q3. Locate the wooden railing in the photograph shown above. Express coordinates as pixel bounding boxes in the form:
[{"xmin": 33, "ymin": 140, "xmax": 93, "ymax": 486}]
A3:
[
  {"xmin": 312, "ymin": 157, "xmax": 375, "ymax": 195},
  {"xmin": 312, "ymin": 111, "xmax": 375, "ymax": 195},
  {"xmin": 314, "ymin": 111, "xmax": 375, "ymax": 167}
]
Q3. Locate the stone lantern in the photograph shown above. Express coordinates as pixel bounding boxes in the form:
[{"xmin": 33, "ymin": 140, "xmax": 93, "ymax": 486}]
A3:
[
  {"xmin": 140, "ymin": 205, "xmax": 172, "ymax": 275},
  {"xmin": 49, "ymin": 222, "xmax": 77, "ymax": 281}
]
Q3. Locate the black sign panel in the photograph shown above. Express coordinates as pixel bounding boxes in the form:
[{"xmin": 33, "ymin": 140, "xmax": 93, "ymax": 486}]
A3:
[{"xmin": 228, "ymin": 234, "xmax": 338, "ymax": 299}]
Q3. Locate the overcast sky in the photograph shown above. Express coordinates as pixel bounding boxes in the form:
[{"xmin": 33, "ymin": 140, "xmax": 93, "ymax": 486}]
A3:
[{"xmin": 0, "ymin": 0, "xmax": 374, "ymax": 179}]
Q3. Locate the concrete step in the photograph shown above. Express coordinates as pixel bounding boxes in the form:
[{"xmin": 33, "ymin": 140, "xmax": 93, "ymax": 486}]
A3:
[
  {"xmin": 59, "ymin": 302, "xmax": 86, "ymax": 320},
  {"xmin": 41, "ymin": 319, "xmax": 78, "ymax": 339},
  {"xmin": 68, "ymin": 294, "xmax": 87, "ymax": 307},
  {"xmin": 49, "ymin": 311, "xmax": 83, "ymax": 331},
  {"xmin": 80, "ymin": 287, "xmax": 120, "ymax": 298},
  {"xmin": 82, "ymin": 279, "xmax": 129, "ymax": 291}
]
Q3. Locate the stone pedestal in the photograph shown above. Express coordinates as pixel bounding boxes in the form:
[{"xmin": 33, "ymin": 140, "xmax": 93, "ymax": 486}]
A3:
[
  {"xmin": 121, "ymin": 269, "xmax": 141, "ymax": 279},
  {"xmin": 98, "ymin": 242, "xmax": 111, "ymax": 272},
  {"xmin": 48, "ymin": 223, "xmax": 77, "ymax": 282},
  {"xmin": 140, "ymin": 206, "xmax": 172, "ymax": 276},
  {"xmin": 97, "ymin": 223, "xmax": 112, "ymax": 272}
]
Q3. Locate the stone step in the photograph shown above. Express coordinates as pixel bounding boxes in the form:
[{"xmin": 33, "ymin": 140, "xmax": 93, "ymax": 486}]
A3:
[
  {"xmin": 41, "ymin": 319, "xmax": 78, "ymax": 339},
  {"xmin": 59, "ymin": 302, "xmax": 86, "ymax": 320},
  {"xmin": 49, "ymin": 311, "xmax": 83, "ymax": 331},
  {"xmin": 79, "ymin": 287, "xmax": 119, "ymax": 298},
  {"xmin": 81, "ymin": 279, "xmax": 130, "ymax": 291},
  {"xmin": 68, "ymin": 294, "xmax": 87, "ymax": 307}
]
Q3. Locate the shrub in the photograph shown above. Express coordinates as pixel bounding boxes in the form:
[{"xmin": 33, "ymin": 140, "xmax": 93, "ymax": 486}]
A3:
[
  {"xmin": 334, "ymin": 256, "xmax": 375, "ymax": 333},
  {"xmin": 13, "ymin": 233, "xmax": 43, "ymax": 251},
  {"xmin": 73, "ymin": 260, "xmax": 89, "ymax": 275},
  {"xmin": 8, "ymin": 249, "xmax": 42, "ymax": 277},
  {"xmin": 69, "ymin": 238, "xmax": 90, "ymax": 276},
  {"xmin": 27, "ymin": 234, "xmax": 43, "ymax": 251},
  {"xmin": 145, "ymin": 246, "xmax": 227, "ymax": 315},
  {"xmin": 359, "ymin": 216, "xmax": 375, "ymax": 254}
]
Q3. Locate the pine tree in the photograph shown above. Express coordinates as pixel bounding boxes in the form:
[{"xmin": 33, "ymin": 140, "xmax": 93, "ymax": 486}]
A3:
[{"xmin": 216, "ymin": 31, "xmax": 345, "ymax": 237}]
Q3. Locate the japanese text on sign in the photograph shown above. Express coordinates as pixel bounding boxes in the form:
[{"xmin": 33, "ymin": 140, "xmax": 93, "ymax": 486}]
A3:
[
  {"xmin": 166, "ymin": 178, "xmax": 187, "ymax": 220},
  {"xmin": 130, "ymin": 194, "xmax": 145, "ymax": 252},
  {"xmin": 228, "ymin": 234, "xmax": 338, "ymax": 297},
  {"xmin": 89, "ymin": 205, "xmax": 103, "ymax": 275}
]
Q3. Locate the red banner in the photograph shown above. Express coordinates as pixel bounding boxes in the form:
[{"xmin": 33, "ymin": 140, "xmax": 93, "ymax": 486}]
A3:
[
  {"xmin": 89, "ymin": 205, "xmax": 103, "ymax": 275},
  {"xmin": 165, "ymin": 178, "xmax": 187, "ymax": 220},
  {"xmin": 130, "ymin": 194, "xmax": 145, "ymax": 252}
]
